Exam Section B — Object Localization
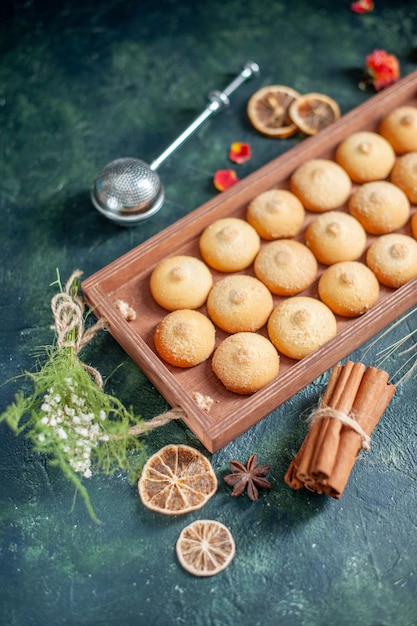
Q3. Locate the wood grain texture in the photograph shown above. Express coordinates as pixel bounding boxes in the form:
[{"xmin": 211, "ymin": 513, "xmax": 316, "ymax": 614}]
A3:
[{"xmin": 82, "ymin": 70, "xmax": 417, "ymax": 452}]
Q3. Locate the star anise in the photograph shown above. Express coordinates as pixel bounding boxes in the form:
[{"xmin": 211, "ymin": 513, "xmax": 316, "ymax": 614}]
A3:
[{"xmin": 224, "ymin": 454, "xmax": 272, "ymax": 501}]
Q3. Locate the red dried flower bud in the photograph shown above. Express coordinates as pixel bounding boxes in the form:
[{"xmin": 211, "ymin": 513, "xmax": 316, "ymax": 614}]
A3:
[
  {"xmin": 351, "ymin": 0, "xmax": 374, "ymax": 14},
  {"xmin": 364, "ymin": 49, "xmax": 400, "ymax": 91}
]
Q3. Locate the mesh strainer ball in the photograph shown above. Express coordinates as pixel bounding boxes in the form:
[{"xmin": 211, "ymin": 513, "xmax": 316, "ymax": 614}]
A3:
[{"xmin": 91, "ymin": 157, "xmax": 164, "ymax": 225}]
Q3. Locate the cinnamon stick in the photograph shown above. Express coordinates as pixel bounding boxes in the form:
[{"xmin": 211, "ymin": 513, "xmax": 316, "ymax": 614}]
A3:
[
  {"xmin": 285, "ymin": 364, "xmax": 342, "ymax": 491},
  {"xmin": 323, "ymin": 367, "xmax": 395, "ymax": 498},
  {"xmin": 310, "ymin": 361, "xmax": 365, "ymax": 481},
  {"xmin": 284, "ymin": 361, "xmax": 396, "ymax": 498}
]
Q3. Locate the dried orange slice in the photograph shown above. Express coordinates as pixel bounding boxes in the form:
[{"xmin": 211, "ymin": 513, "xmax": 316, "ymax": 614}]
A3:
[
  {"xmin": 138, "ymin": 444, "xmax": 217, "ymax": 515},
  {"xmin": 289, "ymin": 92, "xmax": 341, "ymax": 135},
  {"xmin": 247, "ymin": 85, "xmax": 301, "ymax": 138},
  {"xmin": 176, "ymin": 519, "xmax": 236, "ymax": 577}
]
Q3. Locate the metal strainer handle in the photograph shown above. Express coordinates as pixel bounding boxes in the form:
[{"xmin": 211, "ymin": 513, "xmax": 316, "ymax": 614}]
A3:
[{"xmin": 149, "ymin": 61, "xmax": 260, "ymax": 171}]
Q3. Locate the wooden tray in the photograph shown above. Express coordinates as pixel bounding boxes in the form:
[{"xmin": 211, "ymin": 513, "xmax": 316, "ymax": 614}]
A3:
[{"xmin": 82, "ymin": 70, "xmax": 417, "ymax": 453}]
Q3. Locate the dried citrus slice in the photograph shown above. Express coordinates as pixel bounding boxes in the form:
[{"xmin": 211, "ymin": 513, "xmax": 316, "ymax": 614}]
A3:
[
  {"xmin": 289, "ymin": 92, "xmax": 341, "ymax": 135},
  {"xmin": 247, "ymin": 85, "xmax": 301, "ymax": 138},
  {"xmin": 138, "ymin": 444, "xmax": 217, "ymax": 515},
  {"xmin": 176, "ymin": 519, "xmax": 236, "ymax": 577}
]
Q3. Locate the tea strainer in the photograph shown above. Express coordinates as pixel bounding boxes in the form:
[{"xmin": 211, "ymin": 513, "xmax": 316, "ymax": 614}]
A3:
[{"xmin": 91, "ymin": 61, "xmax": 260, "ymax": 225}]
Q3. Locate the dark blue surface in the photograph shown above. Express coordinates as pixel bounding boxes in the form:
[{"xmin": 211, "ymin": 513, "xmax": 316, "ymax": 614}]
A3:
[{"xmin": 1, "ymin": 1, "xmax": 417, "ymax": 624}]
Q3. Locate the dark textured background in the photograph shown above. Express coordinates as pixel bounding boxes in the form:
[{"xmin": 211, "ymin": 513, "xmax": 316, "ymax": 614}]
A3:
[{"xmin": 1, "ymin": 1, "xmax": 416, "ymax": 624}]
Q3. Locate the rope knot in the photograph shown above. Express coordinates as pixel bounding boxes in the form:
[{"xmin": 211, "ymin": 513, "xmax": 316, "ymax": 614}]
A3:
[
  {"xmin": 311, "ymin": 406, "xmax": 371, "ymax": 451},
  {"xmin": 50, "ymin": 270, "xmax": 107, "ymax": 386}
]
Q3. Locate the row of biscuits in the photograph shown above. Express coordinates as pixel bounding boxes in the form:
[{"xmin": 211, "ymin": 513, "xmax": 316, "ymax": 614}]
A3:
[{"xmin": 149, "ymin": 105, "xmax": 417, "ymax": 395}]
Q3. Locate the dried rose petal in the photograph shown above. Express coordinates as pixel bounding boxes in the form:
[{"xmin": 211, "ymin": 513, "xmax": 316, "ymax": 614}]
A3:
[
  {"xmin": 229, "ymin": 142, "xmax": 252, "ymax": 164},
  {"xmin": 364, "ymin": 49, "xmax": 400, "ymax": 91},
  {"xmin": 351, "ymin": 0, "xmax": 374, "ymax": 13},
  {"xmin": 213, "ymin": 169, "xmax": 239, "ymax": 191}
]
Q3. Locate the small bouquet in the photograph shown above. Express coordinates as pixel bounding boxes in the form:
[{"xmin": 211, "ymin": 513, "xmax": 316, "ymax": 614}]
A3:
[{"xmin": 0, "ymin": 271, "xmax": 166, "ymax": 522}]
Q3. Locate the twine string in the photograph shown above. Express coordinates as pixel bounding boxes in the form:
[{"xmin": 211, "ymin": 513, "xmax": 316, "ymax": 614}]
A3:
[
  {"xmin": 52, "ymin": 291, "xmax": 84, "ymax": 351},
  {"xmin": 311, "ymin": 406, "xmax": 371, "ymax": 451},
  {"xmin": 50, "ymin": 270, "xmax": 107, "ymax": 385},
  {"xmin": 107, "ymin": 407, "xmax": 185, "ymax": 440}
]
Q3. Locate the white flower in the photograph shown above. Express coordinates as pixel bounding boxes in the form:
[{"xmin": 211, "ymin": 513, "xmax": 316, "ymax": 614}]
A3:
[
  {"xmin": 64, "ymin": 405, "xmax": 75, "ymax": 417},
  {"xmin": 80, "ymin": 412, "xmax": 93, "ymax": 425},
  {"xmin": 39, "ymin": 382, "xmax": 108, "ymax": 479},
  {"xmin": 75, "ymin": 427, "xmax": 89, "ymax": 438},
  {"xmin": 56, "ymin": 427, "xmax": 68, "ymax": 440},
  {"xmin": 89, "ymin": 424, "xmax": 100, "ymax": 438}
]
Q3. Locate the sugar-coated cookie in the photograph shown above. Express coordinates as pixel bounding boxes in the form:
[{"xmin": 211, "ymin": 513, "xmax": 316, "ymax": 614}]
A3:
[
  {"xmin": 154, "ymin": 309, "xmax": 216, "ymax": 367},
  {"xmin": 366, "ymin": 233, "xmax": 417, "ymax": 288},
  {"xmin": 290, "ymin": 158, "xmax": 352, "ymax": 212},
  {"xmin": 206, "ymin": 274, "xmax": 273, "ymax": 333},
  {"xmin": 379, "ymin": 106, "xmax": 417, "ymax": 154},
  {"xmin": 246, "ymin": 189, "xmax": 305, "ymax": 240},
  {"xmin": 199, "ymin": 217, "xmax": 260, "ymax": 272},
  {"xmin": 348, "ymin": 180, "xmax": 410, "ymax": 235},
  {"xmin": 150, "ymin": 255, "xmax": 213, "ymax": 311},
  {"xmin": 267, "ymin": 296, "xmax": 337, "ymax": 360},
  {"xmin": 305, "ymin": 211, "xmax": 367, "ymax": 265},
  {"xmin": 212, "ymin": 332, "xmax": 280, "ymax": 395},
  {"xmin": 390, "ymin": 152, "xmax": 417, "ymax": 204},
  {"xmin": 318, "ymin": 261, "xmax": 380, "ymax": 317},
  {"xmin": 335, "ymin": 131, "xmax": 396, "ymax": 183},
  {"xmin": 254, "ymin": 239, "xmax": 318, "ymax": 296}
]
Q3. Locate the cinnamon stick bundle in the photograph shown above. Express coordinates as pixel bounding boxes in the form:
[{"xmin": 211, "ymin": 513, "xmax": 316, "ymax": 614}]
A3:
[{"xmin": 284, "ymin": 361, "xmax": 396, "ymax": 498}]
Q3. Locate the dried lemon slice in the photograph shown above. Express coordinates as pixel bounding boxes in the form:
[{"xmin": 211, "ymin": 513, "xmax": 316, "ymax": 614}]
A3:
[
  {"xmin": 289, "ymin": 92, "xmax": 341, "ymax": 135},
  {"xmin": 247, "ymin": 85, "xmax": 301, "ymax": 138},
  {"xmin": 176, "ymin": 519, "xmax": 236, "ymax": 577},
  {"xmin": 138, "ymin": 444, "xmax": 217, "ymax": 515}
]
